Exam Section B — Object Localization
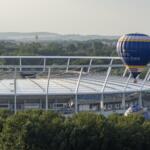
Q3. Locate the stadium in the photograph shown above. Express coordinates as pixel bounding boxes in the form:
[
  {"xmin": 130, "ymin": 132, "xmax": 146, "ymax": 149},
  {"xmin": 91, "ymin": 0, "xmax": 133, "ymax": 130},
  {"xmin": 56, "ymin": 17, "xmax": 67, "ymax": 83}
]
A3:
[{"xmin": 0, "ymin": 56, "xmax": 150, "ymax": 115}]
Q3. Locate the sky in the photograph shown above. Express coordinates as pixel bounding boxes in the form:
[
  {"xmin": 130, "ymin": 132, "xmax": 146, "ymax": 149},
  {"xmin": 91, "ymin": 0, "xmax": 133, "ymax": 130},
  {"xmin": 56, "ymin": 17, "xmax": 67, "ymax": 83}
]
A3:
[{"xmin": 0, "ymin": 0, "xmax": 150, "ymax": 35}]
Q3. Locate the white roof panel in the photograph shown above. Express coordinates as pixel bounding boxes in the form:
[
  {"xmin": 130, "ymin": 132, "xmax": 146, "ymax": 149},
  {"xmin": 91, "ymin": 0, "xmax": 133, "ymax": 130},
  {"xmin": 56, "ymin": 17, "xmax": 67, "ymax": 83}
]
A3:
[{"xmin": 0, "ymin": 75, "xmax": 149, "ymax": 96}]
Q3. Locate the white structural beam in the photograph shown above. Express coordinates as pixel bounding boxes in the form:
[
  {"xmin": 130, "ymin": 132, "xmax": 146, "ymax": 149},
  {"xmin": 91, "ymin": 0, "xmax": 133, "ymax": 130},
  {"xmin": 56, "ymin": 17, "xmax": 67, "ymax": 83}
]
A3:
[
  {"xmin": 0, "ymin": 64, "xmax": 124, "ymax": 70},
  {"xmin": 147, "ymin": 71, "xmax": 150, "ymax": 80},
  {"xmin": 14, "ymin": 67, "xmax": 17, "ymax": 114},
  {"xmin": 123, "ymin": 73, "xmax": 132, "ymax": 91},
  {"xmin": 0, "ymin": 56, "xmax": 123, "ymax": 72},
  {"xmin": 75, "ymin": 67, "xmax": 83, "ymax": 113},
  {"xmin": 43, "ymin": 58, "xmax": 46, "ymax": 72},
  {"xmin": 122, "ymin": 67, "xmax": 128, "ymax": 77},
  {"xmin": 87, "ymin": 59, "xmax": 93, "ymax": 73},
  {"xmin": 19, "ymin": 58, "xmax": 22, "ymax": 72},
  {"xmin": 66, "ymin": 58, "xmax": 70, "ymax": 72},
  {"xmin": 100, "ymin": 59, "xmax": 113, "ymax": 111},
  {"xmin": 138, "ymin": 68, "xmax": 150, "ymax": 106},
  {"xmin": 0, "ymin": 56, "xmax": 121, "ymax": 60},
  {"xmin": 46, "ymin": 68, "xmax": 51, "ymax": 111},
  {"xmin": 140, "ymin": 68, "xmax": 150, "ymax": 90},
  {"xmin": 122, "ymin": 73, "xmax": 132, "ymax": 110},
  {"xmin": 138, "ymin": 92, "xmax": 142, "ymax": 107}
]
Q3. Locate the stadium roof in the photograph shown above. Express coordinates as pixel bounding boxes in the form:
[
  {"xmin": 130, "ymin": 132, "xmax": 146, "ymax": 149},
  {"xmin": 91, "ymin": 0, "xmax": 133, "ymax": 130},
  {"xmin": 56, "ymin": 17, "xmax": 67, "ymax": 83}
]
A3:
[{"xmin": 0, "ymin": 75, "xmax": 150, "ymax": 96}]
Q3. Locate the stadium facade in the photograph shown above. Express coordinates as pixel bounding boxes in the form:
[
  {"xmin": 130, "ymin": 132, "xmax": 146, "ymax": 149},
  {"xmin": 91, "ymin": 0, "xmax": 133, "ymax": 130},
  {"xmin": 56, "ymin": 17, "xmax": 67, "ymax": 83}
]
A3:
[{"xmin": 0, "ymin": 56, "xmax": 150, "ymax": 115}]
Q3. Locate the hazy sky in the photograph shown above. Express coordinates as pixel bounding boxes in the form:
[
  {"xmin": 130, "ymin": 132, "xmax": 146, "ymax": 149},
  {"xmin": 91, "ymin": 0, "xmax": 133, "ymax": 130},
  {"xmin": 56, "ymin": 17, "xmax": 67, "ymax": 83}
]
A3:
[{"xmin": 0, "ymin": 0, "xmax": 150, "ymax": 35}]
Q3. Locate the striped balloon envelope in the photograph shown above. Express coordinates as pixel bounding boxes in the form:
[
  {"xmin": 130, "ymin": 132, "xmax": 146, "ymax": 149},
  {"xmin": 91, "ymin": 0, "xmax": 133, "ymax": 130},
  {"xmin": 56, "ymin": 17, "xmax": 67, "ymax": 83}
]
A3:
[{"xmin": 117, "ymin": 33, "xmax": 150, "ymax": 82}]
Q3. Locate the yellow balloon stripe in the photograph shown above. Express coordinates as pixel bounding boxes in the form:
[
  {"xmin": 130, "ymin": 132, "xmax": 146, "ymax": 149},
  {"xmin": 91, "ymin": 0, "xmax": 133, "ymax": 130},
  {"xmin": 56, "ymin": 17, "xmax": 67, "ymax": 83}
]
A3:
[
  {"xmin": 119, "ymin": 39, "xmax": 150, "ymax": 42},
  {"xmin": 126, "ymin": 65, "xmax": 145, "ymax": 69}
]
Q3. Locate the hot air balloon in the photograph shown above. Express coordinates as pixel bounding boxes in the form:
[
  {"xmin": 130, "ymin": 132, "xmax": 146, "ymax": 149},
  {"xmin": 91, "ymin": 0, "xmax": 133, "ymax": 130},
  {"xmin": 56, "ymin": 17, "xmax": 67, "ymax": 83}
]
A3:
[{"xmin": 117, "ymin": 33, "xmax": 150, "ymax": 83}]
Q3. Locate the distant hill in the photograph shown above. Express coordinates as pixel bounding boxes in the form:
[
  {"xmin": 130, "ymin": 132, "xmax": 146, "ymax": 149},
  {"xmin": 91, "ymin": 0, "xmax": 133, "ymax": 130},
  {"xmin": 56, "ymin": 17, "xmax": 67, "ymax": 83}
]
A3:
[{"xmin": 0, "ymin": 32, "xmax": 119, "ymax": 42}]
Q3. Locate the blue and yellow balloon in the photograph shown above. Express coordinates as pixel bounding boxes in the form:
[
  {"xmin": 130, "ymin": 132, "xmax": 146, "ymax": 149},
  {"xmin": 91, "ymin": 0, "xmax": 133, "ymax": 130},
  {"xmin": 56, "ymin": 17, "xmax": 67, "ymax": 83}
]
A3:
[{"xmin": 117, "ymin": 33, "xmax": 150, "ymax": 83}]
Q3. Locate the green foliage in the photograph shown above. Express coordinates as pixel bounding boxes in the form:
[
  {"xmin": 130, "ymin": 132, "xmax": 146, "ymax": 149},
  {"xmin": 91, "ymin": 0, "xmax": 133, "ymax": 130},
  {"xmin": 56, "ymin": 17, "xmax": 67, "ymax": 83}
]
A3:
[
  {"xmin": 0, "ymin": 110, "xmax": 149, "ymax": 150},
  {"xmin": 142, "ymin": 121, "xmax": 150, "ymax": 149},
  {"xmin": 0, "ymin": 40, "xmax": 117, "ymax": 65},
  {"xmin": 0, "ymin": 110, "xmax": 64, "ymax": 150},
  {"xmin": 68, "ymin": 113, "xmax": 110, "ymax": 150},
  {"xmin": 0, "ymin": 109, "xmax": 13, "ymax": 132}
]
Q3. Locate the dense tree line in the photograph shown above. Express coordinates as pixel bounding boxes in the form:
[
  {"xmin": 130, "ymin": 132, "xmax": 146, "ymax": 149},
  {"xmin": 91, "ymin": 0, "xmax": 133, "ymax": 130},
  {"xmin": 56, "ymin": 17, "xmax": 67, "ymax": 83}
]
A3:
[
  {"xmin": 0, "ymin": 40, "xmax": 118, "ymax": 69},
  {"xmin": 0, "ymin": 109, "xmax": 149, "ymax": 150},
  {"xmin": 0, "ymin": 40, "xmax": 117, "ymax": 56}
]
